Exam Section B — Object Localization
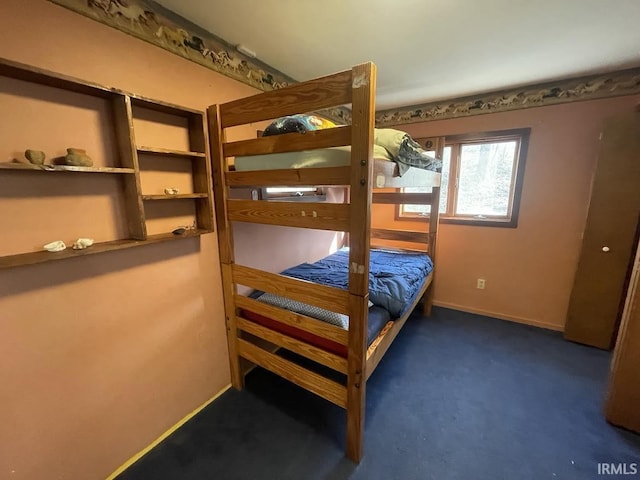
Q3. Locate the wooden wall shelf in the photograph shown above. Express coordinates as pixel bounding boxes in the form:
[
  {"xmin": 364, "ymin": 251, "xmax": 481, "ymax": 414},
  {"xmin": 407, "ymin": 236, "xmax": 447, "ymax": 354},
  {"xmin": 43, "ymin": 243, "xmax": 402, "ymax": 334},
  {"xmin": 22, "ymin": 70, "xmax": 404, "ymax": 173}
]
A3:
[
  {"xmin": 142, "ymin": 194, "xmax": 209, "ymax": 200},
  {"xmin": 0, "ymin": 57, "xmax": 215, "ymax": 269},
  {"xmin": 0, "ymin": 230, "xmax": 207, "ymax": 269},
  {"xmin": 0, "ymin": 163, "xmax": 136, "ymax": 174},
  {"xmin": 137, "ymin": 147, "xmax": 206, "ymax": 158}
]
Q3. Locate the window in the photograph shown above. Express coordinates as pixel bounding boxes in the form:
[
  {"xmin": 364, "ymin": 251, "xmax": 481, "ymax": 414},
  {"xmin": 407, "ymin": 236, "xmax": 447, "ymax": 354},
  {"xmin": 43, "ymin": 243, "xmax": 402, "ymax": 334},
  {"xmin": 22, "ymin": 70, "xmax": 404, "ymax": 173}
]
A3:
[
  {"xmin": 398, "ymin": 128, "xmax": 530, "ymax": 227},
  {"xmin": 262, "ymin": 186, "xmax": 326, "ymax": 202}
]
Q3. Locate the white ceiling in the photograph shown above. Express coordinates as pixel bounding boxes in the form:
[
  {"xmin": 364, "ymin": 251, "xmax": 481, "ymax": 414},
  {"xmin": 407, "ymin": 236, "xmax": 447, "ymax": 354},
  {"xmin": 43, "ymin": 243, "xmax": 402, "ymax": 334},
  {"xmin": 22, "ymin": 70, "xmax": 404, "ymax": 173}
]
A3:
[{"xmin": 156, "ymin": 0, "xmax": 640, "ymax": 110}]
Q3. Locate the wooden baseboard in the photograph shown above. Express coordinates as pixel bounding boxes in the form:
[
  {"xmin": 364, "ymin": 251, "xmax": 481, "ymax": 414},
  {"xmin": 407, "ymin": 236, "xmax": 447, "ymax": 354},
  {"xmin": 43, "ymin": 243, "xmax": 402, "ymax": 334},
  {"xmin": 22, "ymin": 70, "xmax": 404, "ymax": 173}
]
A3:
[
  {"xmin": 106, "ymin": 384, "xmax": 231, "ymax": 480},
  {"xmin": 432, "ymin": 301, "xmax": 564, "ymax": 332}
]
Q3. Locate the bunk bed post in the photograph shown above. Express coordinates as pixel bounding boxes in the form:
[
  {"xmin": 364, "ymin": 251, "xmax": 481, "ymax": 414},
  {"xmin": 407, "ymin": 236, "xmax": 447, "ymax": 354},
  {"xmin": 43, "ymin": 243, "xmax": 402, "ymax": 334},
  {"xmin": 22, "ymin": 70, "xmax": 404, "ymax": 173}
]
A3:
[
  {"xmin": 207, "ymin": 104, "xmax": 244, "ymax": 390},
  {"xmin": 346, "ymin": 62, "xmax": 376, "ymax": 462},
  {"xmin": 423, "ymin": 185, "xmax": 441, "ymax": 316}
]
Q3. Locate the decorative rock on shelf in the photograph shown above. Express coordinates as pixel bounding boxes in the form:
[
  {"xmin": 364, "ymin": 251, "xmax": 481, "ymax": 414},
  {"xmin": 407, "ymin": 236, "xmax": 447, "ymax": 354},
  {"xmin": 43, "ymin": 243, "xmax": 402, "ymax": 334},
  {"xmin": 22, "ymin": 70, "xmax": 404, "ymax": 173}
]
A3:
[
  {"xmin": 64, "ymin": 148, "xmax": 93, "ymax": 167},
  {"xmin": 25, "ymin": 149, "xmax": 45, "ymax": 165}
]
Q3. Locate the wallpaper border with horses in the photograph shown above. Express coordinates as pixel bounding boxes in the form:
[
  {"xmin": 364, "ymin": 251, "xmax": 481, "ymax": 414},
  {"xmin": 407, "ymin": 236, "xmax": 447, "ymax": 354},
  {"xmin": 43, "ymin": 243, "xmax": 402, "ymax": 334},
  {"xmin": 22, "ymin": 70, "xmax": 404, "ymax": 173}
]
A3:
[
  {"xmin": 49, "ymin": 0, "xmax": 640, "ymax": 127},
  {"xmin": 375, "ymin": 67, "xmax": 640, "ymax": 126},
  {"xmin": 47, "ymin": 0, "xmax": 352, "ymax": 123}
]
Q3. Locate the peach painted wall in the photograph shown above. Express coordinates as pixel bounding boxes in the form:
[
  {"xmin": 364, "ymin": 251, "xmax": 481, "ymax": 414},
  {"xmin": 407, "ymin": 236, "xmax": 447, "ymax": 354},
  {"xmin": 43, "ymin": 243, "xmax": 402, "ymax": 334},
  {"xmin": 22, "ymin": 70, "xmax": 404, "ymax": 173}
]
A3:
[
  {"xmin": 0, "ymin": 1, "xmax": 324, "ymax": 479},
  {"xmin": 374, "ymin": 94, "xmax": 640, "ymax": 330}
]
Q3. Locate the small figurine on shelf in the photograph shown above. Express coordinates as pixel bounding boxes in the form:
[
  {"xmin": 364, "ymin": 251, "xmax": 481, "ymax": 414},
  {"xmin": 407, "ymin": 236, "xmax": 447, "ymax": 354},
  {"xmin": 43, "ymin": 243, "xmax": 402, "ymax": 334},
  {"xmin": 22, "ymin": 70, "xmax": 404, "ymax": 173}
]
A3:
[
  {"xmin": 11, "ymin": 149, "xmax": 46, "ymax": 165},
  {"xmin": 64, "ymin": 148, "xmax": 93, "ymax": 167},
  {"xmin": 24, "ymin": 149, "xmax": 45, "ymax": 165},
  {"xmin": 164, "ymin": 187, "xmax": 180, "ymax": 195}
]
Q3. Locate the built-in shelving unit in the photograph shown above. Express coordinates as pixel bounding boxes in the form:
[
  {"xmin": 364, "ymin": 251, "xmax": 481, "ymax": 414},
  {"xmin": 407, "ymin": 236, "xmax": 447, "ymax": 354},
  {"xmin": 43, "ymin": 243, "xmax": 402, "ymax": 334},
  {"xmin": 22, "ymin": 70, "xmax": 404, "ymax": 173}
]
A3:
[{"xmin": 0, "ymin": 57, "xmax": 215, "ymax": 269}]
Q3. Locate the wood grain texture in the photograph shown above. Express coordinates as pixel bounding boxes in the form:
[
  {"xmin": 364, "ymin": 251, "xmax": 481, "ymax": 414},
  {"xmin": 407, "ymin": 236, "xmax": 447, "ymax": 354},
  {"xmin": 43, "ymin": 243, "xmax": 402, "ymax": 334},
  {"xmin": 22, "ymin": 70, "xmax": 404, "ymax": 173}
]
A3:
[
  {"xmin": 190, "ymin": 113, "xmax": 215, "ymax": 231},
  {"xmin": 129, "ymin": 94, "xmax": 202, "ymax": 116},
  {"xmin": 372, "ymin": 192, "xmax": 432, "ymax": 205},
  {"xmin": 348, "ymin": 62, "xmax": 376, "ymax": 297},
  {"xmin": 346, "ymin": 294, "xmax": 369, "ymax": 463},
  {"xmin": 227, "ymin": 199, "xmax": 350, "ymax": 231},
  {"xmin": 365, "ymin": 272, "xmax": 434, "ymax": 379},
  {"xmin": 564, "ymin": 112, "xmax": 640, "ymax": 349},
  {"xmin": 232, "ymin": 264, "xmax": 351, "ymax": 315},
  {"xmin": 369, "ymin": 243, "xmax": 428, "ymax": 253},
  {"xmin": 221, "ymin": 264, "xmax": 243, "ymax": 389},
  {"xmin": 237, "ymin": 339, "xmax": 347, "ymax": 408},
  {"xmin": 365, "ymin": 321, "xmax": 394, "ymax": 357},
  {"xmin": 112, "ymin": 95, "xmax": 146, "ymax": 240},
  {"xmin": 0, "ymin": 56, "xmax": 117, "ymax": 98},
  {"xmin": 235, "ymin": 295, "xmax": 348, "ymax": 345},
  {"xmin": 208, "ymin": 104, "xmax": 242, "ymax": 388},
  {"xmin": 220, "ymin": 70, "xmax": 352, "ymax": 128},
  {"xmin": 226, "ymin": 166, "xmax": 351, "ymax": 187},
  {"xmin": 236, "ymin": 316, "xmax": 348, "ymax": 373},
  {"xmin": 0, "ymin": 57, "xmax": 205, "ymax": 118},
  {"xmin": 136, "ymin": 146, "xmax": 205, "ymax": 158},
  {"xmin": 370, "ymin": 228, "xmax": 430, "ymax": 244},
  {"xmin": 0, "ymin": 56, "xmax": 217, "ymax": 270},
  {"xmin": 0, "ymin": 164, "xmax": 135, "ymax": 174},
  {"xmin": 224, "ymin": 126, "xmax": 351, "ymax": 157},
  {"xmin": 424, "ymin": 186, "xmax": 441, "ymax": 315},
  {"xmin": 207, "ymin": 60, "xmax": 447, "ymax": 463},
  {"xmin": 208, "ymin": 105, "xmax": 234, "ymax": 264},
  {"xmin": 0, "ymin": 230, "xmax": 207, "ymax": 269},
  {"xmin": 348, "ymin": 61, "xmax": 379, "ymax": 467},
  {"xmin": 141, "ymin": 194, "xmax": 208, "ymax": 200},
  {"xmin": 606, "ymin": 244, "xmax": 640, "ymax": 432}
]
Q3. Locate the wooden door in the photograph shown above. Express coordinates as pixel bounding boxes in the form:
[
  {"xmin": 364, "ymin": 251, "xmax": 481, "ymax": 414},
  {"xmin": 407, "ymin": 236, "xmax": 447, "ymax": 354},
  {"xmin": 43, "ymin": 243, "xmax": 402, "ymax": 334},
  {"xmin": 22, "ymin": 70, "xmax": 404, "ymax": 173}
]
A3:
[
  {"xmin": 564, "ymin": 111, "xmax": 640, "ymax": 349},
  {"xmin": 605, "ymin": 241, "xmax": 640, "ymax": 432}
]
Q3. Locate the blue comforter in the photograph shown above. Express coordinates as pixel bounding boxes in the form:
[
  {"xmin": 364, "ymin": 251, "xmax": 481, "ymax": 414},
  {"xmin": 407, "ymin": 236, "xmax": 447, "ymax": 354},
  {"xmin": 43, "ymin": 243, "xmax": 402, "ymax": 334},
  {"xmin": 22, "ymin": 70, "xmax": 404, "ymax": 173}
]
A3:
[{"xmin": 280, "ymin": 248, "xmax": 433, "ymax": 318}]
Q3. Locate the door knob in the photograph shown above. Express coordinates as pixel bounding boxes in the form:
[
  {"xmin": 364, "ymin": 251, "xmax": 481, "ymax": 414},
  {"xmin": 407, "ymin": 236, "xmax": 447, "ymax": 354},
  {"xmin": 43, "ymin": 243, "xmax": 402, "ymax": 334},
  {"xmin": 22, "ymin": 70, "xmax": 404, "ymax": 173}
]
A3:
[{"xmin": 602, "ymin": 246, "xmax": 610, "ymax": 252}]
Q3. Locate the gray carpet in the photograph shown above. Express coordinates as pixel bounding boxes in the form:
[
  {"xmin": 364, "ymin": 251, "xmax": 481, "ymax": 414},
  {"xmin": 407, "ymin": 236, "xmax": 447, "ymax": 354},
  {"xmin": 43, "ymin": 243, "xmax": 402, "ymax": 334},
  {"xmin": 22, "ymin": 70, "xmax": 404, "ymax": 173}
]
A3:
[{"xmin": 117, "ymin": 307, "xmax": 640, "ymax": 480}]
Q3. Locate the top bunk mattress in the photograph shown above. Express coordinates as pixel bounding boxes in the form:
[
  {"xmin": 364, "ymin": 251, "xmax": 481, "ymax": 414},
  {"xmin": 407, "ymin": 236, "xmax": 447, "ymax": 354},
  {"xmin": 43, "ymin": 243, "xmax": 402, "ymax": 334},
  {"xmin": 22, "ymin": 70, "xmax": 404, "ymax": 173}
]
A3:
[
  {"xmin": 234, "ymin": 125, "xmax": 442, "ymax": 176},
  {"xmin": 234, "ymin": 145, "xmax": 391, "ymax": 171}
]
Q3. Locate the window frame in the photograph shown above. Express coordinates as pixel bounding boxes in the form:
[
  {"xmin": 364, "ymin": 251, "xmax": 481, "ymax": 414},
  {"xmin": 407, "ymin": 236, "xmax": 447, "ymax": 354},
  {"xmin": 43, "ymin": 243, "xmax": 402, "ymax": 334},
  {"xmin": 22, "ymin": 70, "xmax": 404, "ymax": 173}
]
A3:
[{"xmin": 396, "ymin": 128, "xmax": 530, "ymax": 228}]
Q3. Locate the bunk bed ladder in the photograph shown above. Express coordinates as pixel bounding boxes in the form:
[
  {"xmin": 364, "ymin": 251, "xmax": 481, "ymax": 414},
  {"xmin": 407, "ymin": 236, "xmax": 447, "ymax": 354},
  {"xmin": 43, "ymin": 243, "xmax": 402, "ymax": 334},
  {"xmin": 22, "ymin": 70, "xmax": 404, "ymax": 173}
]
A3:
[{"xmin": 208, "ymin": 104, "xmax": 244, "ymax": 390}]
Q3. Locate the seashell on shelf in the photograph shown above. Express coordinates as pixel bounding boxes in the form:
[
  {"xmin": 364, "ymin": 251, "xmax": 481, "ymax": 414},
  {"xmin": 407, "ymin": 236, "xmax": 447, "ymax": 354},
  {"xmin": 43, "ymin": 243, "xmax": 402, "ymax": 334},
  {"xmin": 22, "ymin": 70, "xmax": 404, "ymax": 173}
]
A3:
[
  {"xmin": 164, "ymin": 187, "xmax": 180, "ymax": 195},
  {"xmin": 72, "ymin": 238, "xmax": 94, "ymax": 250},
  {"xmin": 44, "ymin": 240, "xmax": 66, "ymax": 252}
]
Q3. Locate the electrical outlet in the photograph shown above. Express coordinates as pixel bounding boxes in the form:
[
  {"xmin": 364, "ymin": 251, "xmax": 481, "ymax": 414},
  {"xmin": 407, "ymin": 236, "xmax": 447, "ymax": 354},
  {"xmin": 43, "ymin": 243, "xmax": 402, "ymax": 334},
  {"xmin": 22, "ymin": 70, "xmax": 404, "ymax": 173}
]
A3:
[{"xmin": 477, "ymin": 278, "xmax": 486, "ymax": 289}]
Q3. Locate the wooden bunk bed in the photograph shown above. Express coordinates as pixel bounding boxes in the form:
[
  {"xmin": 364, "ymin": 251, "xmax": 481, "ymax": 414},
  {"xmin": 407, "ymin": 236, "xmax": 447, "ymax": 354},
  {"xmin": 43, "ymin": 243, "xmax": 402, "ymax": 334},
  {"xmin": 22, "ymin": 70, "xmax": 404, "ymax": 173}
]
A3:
[{"xmin": 207, "ymin": 62, "xmax": 441, "ymax": 462}]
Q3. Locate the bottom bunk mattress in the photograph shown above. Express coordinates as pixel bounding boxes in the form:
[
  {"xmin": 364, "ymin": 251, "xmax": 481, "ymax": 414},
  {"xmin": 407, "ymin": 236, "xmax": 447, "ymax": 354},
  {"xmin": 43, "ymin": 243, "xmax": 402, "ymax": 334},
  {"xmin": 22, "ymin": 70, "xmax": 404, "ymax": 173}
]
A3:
[{"xmin": 241, "ymin": 248, "xmax": 433, "ymax": 358}]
